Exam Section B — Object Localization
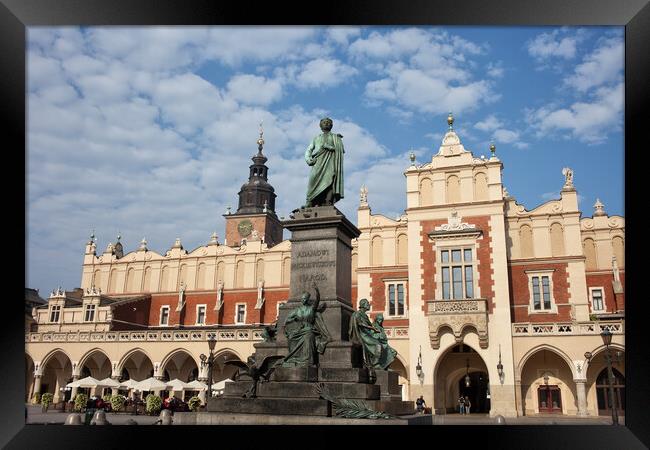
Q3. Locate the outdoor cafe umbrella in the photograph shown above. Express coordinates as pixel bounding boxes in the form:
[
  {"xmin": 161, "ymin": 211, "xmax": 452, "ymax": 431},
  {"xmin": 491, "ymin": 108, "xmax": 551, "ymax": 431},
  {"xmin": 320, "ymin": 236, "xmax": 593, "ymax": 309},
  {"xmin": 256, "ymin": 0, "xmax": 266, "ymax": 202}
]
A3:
[
  {"xmin": 212, "ymin": 378, "xmax": 233, "ymax": 395},
  {"xmin": 166, "ymin": 378, "xmax": 189, "ymax": 392},
  {"xmin": 98, "ymin": 377, "xmax": 121, "ymax": 388},
  {"xmin": 66, "ymin": 376, "xmax": 103, "ymax": 389},
  {"xmin": 119, "ymin": 379, "xmax": 140, "ymax": 389},
  {"xmin": 132, "ymin": 376, "xmax": 169, "ymax": 392},
  {"xmin": 184, "ymin": 380, "xmax": 208, "ymax": 391}
]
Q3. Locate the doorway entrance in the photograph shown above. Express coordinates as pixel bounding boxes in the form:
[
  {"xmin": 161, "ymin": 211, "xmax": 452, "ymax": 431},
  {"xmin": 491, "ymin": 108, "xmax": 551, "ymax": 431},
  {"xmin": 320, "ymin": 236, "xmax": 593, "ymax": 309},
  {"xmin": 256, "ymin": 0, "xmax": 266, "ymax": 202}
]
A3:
[
  {"xmin": 457, "ymin": 371, "xmax": 490, "ymax": 413},
  {"xmin": 537, "ymin": 385, "xmax": 562, "ymax": 413},
  {"xmin": 596, "ymin": 368, "xmax": 625, "ymax": 416}
]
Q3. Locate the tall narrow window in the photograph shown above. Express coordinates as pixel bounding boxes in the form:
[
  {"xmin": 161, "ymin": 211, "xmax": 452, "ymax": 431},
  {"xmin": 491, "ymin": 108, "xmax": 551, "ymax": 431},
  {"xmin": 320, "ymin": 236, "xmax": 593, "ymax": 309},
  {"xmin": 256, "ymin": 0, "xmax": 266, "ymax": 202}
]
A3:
[
  {"xmin": 520, "ymin": 225, "xmax": 534, "ymax": 258},
  {"xmin": 196, "ymin": 305, "xmax": 206, "ymax": 325},
  {"xmin": 440, "ymin": 248, "xmax": 474, "ymax": 300},
  {"xmin": 386, "ymin": 282, "xmax": 406, "ymax": 317},
  {"xmin": 446, "ymin": 174, "xmax": 460, "ymax": 203},
  {"xmin": 84, "ymin": 304, "xmax": 96, "ymax": 322},
  {"xmin": 236, "ymin": 304, "xmax": 246, "ymax": 324},
  {"xmin": 420, "ymin": 178, "xmax": 433, "ymax": 206},
  {"xmin": 591, "ymin": 289, "xmax": 604, "ymax": 311},
  {"xmin": 160, "ymin": 306, "xmax": 170, "ymax": 326},
  {"xmin": 49, "ymin": 305, "xmax": 61, "ymax": 323},
  {"xmin": 529, "ymin": 273, "xmax": 555, "ymax": 311}
]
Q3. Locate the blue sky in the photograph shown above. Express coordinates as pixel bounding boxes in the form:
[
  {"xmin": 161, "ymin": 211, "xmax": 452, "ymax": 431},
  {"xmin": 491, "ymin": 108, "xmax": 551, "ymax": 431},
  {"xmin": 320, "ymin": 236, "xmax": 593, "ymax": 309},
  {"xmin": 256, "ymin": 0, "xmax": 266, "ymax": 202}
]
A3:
[{"xmin": 26, "ymin": 26, "xmax": 624, "ymax": 296}]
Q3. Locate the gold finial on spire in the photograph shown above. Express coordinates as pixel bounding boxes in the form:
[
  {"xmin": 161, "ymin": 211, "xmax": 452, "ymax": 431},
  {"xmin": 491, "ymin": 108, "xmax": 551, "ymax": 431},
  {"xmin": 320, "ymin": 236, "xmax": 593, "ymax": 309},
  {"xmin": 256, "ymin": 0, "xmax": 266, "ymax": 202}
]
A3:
[
  {"xmin": 447, "ymin": 112, "xmax": 454, "ymax": 130},
  {"xmin": 257, "ymin": 120, "xmax": 265, "ymax": 151}
]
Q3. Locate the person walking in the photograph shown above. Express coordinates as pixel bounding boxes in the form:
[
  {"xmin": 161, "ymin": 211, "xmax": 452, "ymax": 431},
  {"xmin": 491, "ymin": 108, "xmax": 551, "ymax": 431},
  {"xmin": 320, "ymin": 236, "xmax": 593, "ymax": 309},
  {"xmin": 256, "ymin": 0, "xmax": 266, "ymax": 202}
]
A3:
[
  {"xmin": 458, "ymin": 395, "xmax": 465, "ymax": 414},
  {"xmin": 464, "ymin": 396, "xmax": 471, "ymax": 415},
  {"xmin": 415, "ymin": 396, "xmax": 426, "ymax": 414}
]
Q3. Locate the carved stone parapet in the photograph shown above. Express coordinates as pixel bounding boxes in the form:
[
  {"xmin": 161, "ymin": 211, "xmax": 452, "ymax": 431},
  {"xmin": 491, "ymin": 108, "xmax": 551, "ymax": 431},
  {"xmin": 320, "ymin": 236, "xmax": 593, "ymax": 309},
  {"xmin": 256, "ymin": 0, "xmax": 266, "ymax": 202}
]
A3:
[{"xmin": 425, "ymin": 299, "xmax": 489, "ymax": 349}]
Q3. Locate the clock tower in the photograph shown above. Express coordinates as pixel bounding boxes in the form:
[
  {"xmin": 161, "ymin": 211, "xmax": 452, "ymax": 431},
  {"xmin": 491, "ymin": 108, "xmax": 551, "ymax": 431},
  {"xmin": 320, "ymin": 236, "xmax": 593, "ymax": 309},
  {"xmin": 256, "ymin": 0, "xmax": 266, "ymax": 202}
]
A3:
[{"xmin": 224, "ymin": 124, "xmax": 284, "ymax": 247}]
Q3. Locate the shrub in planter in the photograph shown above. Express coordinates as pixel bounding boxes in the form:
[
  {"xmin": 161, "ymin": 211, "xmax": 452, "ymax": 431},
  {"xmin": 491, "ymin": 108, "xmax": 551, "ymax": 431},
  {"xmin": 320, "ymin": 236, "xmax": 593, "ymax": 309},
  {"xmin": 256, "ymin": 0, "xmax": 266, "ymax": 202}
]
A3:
[
  {"xmin": 188, "ymin": 396, "xmax": 202, "ymax": 412},
  {"xmin": 40, "ymin": 393, "xmax": 54, "ymax": 411},
  {"xmin": 74, "ymin": 393, "xmax": 88, "ymax": 412},
  {"xmin": 102, "ymin": 394, "xmax": 112, "ymax": 403},
  {"xmin": 145, "ymin": 394, "xmax": 162, "ymax": 415},
  {"xmin": 32, "ymin": 392, "xmax": 41, "ymax": 405},
  {"xmin": 110, "ymin": 394, "xmax": 126, "ymax": 412}
]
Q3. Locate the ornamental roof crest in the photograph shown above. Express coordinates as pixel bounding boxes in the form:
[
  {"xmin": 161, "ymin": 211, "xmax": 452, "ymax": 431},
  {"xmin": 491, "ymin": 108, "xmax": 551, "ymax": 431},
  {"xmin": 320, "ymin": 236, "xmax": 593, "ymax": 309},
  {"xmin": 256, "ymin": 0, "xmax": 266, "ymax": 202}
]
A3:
[{"xmin": 434, "ymin": 210, "xmax": 477, "ymax": 232}]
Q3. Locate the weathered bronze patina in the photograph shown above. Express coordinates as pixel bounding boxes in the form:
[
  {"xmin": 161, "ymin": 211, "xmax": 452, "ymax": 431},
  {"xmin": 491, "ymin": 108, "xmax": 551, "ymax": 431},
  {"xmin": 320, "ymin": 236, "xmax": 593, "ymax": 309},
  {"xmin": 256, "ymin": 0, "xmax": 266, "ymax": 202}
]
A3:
[
  {"xmin": 349, "ymin": 299, "xmax": 398, "ymax": 370},
  {"xmin": 304, "ymin": 117, "xmax": 344, "ymax": 207},
  {"xmin": 224, "ymin": 354, "xmax": 285, "ymax": 398},
  {"xmin": 281, "ymin": 283, "xmax": 331, "ymax": 367}
]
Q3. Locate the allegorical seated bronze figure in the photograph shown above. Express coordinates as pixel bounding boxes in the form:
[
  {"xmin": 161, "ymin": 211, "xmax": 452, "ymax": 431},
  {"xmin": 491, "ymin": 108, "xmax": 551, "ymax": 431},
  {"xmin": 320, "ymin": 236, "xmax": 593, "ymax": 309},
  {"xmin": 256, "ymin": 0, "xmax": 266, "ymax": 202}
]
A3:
[
  {"xmin": 281, "ymin": 283, "xmax": 330, "ymax": 367},
  {"xmin": 349, "ymin": 299, "xmax": 397, "ymax": 370}
]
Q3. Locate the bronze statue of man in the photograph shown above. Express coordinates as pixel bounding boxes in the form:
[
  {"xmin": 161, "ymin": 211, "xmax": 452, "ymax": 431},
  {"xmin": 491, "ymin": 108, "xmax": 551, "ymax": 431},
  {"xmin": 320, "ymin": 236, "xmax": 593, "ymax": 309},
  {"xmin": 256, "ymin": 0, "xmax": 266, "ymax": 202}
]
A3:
[{"xmin": 304, "ymin": 117, "xmax": 344, "ymax": 207}]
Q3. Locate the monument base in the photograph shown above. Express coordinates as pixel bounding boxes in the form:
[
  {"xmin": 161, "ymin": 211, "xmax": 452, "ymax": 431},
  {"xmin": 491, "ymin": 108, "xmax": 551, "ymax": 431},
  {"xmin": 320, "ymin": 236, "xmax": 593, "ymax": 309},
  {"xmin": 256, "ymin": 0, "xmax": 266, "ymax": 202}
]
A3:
[{"xmin": 174, "ymin": 411, "xmax": 432, "ymax": 425}]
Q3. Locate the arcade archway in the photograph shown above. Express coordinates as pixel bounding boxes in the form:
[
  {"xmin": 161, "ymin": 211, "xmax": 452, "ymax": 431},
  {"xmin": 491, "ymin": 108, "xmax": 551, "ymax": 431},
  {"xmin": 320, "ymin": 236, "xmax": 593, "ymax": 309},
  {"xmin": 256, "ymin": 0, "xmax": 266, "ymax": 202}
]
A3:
[{"xmin": 434, "ymin": 343, "xmax": 490, "ymax": 414}]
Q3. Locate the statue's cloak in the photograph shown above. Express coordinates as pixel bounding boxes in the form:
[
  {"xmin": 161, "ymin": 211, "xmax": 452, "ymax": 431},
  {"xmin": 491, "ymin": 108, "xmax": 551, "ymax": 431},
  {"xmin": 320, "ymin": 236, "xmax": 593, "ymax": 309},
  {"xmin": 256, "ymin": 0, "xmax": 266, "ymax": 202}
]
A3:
[{"xmin": 305, "ymin": 132, "xmax": 344, "ymax": 204}]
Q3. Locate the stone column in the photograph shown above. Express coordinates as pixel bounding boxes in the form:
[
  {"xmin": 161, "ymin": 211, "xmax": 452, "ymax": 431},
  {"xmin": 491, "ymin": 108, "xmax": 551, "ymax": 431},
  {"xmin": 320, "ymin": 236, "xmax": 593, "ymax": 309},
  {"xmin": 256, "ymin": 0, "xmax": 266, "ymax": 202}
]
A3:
[
  {"xmin": 111, "ymin": 376, "xmax": 120, "ymax": 396},
  {"xmin": 70, "ymin": 375, "xmax": 79, "ymax": 400},
  {"xmin": 32, "ymin": 375, "xmax": 42, "ymax": 396},
  {"xmin": 514, "ymin": 376, "xmax": 524, "ymax": 416},
  {"xmin": 575, "ymin": 379, "xmax": 589, "ymax": 416}
]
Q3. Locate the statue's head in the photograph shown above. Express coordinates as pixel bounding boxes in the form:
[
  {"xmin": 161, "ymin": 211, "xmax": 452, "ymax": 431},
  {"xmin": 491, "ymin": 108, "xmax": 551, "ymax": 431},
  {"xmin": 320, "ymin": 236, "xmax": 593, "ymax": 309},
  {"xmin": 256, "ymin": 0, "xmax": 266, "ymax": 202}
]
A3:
[
  {"xmin": 301, "ymin": 292, "xmax": 311, "ymax": 305},
  {"xmin": 375, "ymin": 313, "xmax": 384, "ymax": 325},
  {"xmin": 319, "ymin": 117, "xmax": 333, "ymax": 132},
  {"xmin": 359, "ymin": 298, "xmax": 370, "ymax": 311}
]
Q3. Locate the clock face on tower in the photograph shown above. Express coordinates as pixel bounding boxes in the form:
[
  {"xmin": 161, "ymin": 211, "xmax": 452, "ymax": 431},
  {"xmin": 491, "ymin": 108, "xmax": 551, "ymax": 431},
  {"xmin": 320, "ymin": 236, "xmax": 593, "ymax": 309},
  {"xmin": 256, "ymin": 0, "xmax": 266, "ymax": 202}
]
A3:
[{"xmin": 238, "ymin": 219, "xmax": 253, "ymax": 237}]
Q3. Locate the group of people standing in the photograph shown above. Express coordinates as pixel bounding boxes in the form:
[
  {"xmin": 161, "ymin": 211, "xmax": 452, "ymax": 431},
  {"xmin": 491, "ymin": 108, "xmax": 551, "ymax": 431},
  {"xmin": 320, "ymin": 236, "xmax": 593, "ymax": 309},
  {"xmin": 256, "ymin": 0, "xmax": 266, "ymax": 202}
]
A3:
[{"xmin": 458, "ymin": 395, "xmax": 472, "ymax": 414}]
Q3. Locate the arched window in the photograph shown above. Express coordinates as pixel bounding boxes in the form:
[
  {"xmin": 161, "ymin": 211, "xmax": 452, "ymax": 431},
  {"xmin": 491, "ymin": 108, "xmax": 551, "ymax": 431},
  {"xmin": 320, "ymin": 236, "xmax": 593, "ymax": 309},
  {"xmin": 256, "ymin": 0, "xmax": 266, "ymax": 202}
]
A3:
[
  {"xmin": 92, "ymin": 269, "xmax": 102, "ymax": 288},
  {"xmin": 160, "ymin": 266, "xmax": 170, "ymax": 291},
  {"xmin": 256, "ymin": 259, "xmax": 265, "ymax": 283},
  {"xmin": 419, "ymin": 177, "xmax": 433, "ymax": 206},
  {"xmin": 178, "ymin": 264, "xmax": 187, "ymax": 290},
  {"xmin": 397, "ymin": 234, "xmax": 408, "ymax": 265},
  {"xmin": 519, "ymin": 224, "xmax": 534, "ymax": 258},
  {"xmin": 282, "ymin": 258, "xmax": 291, "ymax": 285},
  {"xmin": 126, "ymin": 268, "xmax": 137, "ymax": 292},
  {"xmin": 474, "ymin": 172, "xmax": 488, "ymax": 201},
  {"xmin": 446, "ymin": 174, "xmax": 460, "ymax": 203},
  {"xmin": 196, "ymin": 263, "xmax": 206, "ymax": 290},
  {"xmin": 583, "ymin": 238, "xmax": 597, "ymax": 270},
  {"xmin": 108, "ymin": 268, "xmax": 118, "ymax": 293},
  {"xmin": 235, "ymin": 260, "xmax": 245, "ymax": 288},
  {"xmin": 351, "ymin": 252, "xmax": 358, "ymax": 284},
  {"xmin": 612, "ymin": 236, "xmax": 624, "ymax": 268},
  {"xmin": 143, "ymin": 267, "xmax": 152, "ymax": 292},
  {"xmin": 550, "ymin": 223, "xmax": 565, "ymax": 257},
  {"xmin": 371, "ymin": 236, "xmax": 383, "ymax": 266},
  {"xmin": 216, "ymin": 261, "xmax": 225, "ymax": 285}
]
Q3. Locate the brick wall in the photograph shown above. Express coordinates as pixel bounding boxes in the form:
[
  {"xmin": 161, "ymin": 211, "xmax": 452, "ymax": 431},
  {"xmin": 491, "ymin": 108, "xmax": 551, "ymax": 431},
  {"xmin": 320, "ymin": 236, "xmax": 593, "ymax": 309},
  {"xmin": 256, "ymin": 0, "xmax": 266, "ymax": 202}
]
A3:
[
  {"xmin": 586, "ymin": 272, "xmax": 625, "ymax": 312},
  {"xmin": 419, "ymin": 216, "xmax": 496, "ymax": 314},
  {"xmin": 508, "ymin": 262, "xmax": 572, "ymax": 322}
]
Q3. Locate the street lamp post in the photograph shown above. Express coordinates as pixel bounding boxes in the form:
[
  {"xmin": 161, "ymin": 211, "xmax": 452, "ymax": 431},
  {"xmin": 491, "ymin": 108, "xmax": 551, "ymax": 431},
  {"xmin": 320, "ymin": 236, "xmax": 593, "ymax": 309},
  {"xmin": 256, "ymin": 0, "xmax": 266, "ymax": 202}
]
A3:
[
  {"xmin": 133, "ymin": 389, "xmax": 140, "ymax": 416},
  {"xmin": 415, "ymin": 346, "xmax": 424, "ymax": 385},
  {"xmin": 200, "ymin": 336, "xmax": 217, "ymax": 405},
  {"xmin": 600, "ymin": 329, "xmax": 619, "ymax": 425}
]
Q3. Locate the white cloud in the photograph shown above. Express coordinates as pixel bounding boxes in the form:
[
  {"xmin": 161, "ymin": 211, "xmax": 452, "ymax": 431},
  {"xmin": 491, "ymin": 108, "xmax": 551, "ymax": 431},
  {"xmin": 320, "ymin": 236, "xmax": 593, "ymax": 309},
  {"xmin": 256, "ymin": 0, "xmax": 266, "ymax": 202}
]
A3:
[
  {"xmin": 486, "ymin": 61, "xmax": 504, "ymax": 78},
  {"xmin": 492, "ymin": 129, "xmax": 520, "ymax": 144},
  {"xmin": 295, "ymin": 58, "xmax": 358, "ymax": 89},
  {"xmin": 226, "ymin": 74, "xmax": 283, "ymax": 106},
  {"xmin": 526, "ymin": 82, "xmax": 623, "ymax": 144},
  {"xmin": 527, "ymin": 29, "xmax": 586, "ymax": 61},
  {"xmin": 565, "ymin": 37, "xmax": 623, "ymax": 92},
  {"xmin": 474, "ymin": 115, "xmax": 503, "ymax": 132},
  {"xmin": 326, "ymin": 27, "xmax": 362, "ymax": 46}
]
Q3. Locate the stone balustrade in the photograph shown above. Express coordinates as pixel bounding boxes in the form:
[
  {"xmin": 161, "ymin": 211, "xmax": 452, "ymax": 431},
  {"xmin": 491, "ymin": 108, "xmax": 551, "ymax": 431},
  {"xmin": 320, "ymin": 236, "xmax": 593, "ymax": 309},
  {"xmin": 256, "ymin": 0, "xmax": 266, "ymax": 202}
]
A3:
[{"xmin": 512, "ymin": 320, "xmax": 624, "ymax": 336}]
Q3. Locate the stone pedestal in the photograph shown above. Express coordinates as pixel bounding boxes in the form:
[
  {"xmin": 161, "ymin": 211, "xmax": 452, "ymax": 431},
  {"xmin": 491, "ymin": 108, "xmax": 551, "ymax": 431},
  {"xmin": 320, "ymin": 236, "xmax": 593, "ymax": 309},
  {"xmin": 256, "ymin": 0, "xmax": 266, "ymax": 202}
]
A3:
[{"xmin": 208, "ymin": 206, "xmax": 414, "ymax": 418}]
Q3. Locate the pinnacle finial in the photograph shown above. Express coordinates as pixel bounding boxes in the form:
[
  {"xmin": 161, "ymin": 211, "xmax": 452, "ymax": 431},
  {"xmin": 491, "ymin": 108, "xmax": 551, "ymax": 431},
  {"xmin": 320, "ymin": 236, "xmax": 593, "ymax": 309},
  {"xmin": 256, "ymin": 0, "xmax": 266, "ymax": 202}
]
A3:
[
  {"xmin": 116, "ymin": 231, "xmax": 121, "ymax": 242},
  {"xmin": 447, "ymin": 112, "xmax": 454, "ymax": 130},
  {"xmin": 257, "ymin": 120, "xmax": 265, "ymax": 152},
  {"xmin": 593, "ymin": 198, "xmax": 606, "ymax": 216},
  {"xmin": 490, "ymin": 141, "xmax": 496, "ymax": 156},
  {"xmin": 409, "ymin": 149, "xmax": 416, "ymax": 165}
]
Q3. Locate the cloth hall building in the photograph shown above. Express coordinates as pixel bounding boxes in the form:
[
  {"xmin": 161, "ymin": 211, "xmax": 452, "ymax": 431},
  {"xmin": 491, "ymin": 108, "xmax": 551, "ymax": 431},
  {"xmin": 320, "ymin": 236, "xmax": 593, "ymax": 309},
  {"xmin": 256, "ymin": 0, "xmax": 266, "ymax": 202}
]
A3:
[{"xmin": 25, "ymin": 116, "xmax": 625, "ymax": 418}]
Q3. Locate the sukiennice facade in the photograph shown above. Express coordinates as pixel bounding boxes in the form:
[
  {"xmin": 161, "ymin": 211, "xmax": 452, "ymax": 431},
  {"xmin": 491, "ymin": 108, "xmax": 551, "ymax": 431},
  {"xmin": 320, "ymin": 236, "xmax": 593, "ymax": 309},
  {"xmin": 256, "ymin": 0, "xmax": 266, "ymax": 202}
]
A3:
[{"xmin": 25, "ymin": 116, "xmax": 625, "ymax": 418}]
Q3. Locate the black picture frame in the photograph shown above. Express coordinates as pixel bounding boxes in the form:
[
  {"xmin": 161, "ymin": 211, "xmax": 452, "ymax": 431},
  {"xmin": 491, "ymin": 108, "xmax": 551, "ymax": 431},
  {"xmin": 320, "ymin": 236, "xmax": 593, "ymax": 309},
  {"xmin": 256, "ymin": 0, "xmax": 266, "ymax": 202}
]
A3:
[{"xmin": 2, "ymin": 0, "xmax": 648, "ymax": 448}]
